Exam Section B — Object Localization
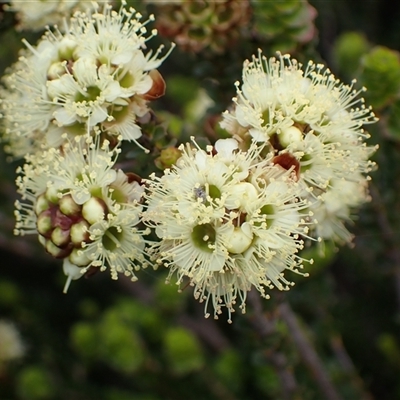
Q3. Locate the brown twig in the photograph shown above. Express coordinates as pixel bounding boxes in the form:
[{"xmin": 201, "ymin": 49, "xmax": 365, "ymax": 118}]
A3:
[
  {"xmin": 330, "ymin": 335, "xmax": 374, "ymax": 400},
  {"xmin": 278, "ymin": 301, "xmax": 343, "ymax": 400},
  {"xmin": 247, "ymin": 290, "xmax": 299, "ymax": 400}
]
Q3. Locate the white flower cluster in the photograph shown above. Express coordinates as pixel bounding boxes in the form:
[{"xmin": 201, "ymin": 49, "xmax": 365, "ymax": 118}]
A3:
[
  {"xmin": 139, "ymin": 51, "xmax": 377, "ymax": 320},
  {"xmin": 221, "ymin": 50, "xmax": 378, "ymax": 244},
  {"xmin": 3, "ymin": 2, "xmax": 173, "ymax": 291},
  {"xmin": 2, "ymin": 1, "xmax": 377, "ymax": 321},
  {"xmin": 15, "ymin": 136, "xmax": 149, "ymax": 292},
  {"xmin": 143, "ymin": 138, "xmax": 312, "ymax": 322},
  {"xmin": 6, "ymin": 1, "xmax": 115, "ymax": 32},
  {"xmin": 1, "ymin": 1, "xmax": 174, "ymax": 157}
]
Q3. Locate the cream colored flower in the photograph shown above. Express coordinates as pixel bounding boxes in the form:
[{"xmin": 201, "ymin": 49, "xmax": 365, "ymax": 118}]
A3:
[
  {"xmin": 14, "ymin": 137, "xmax": 148, "ymax": 291},
  {"xmin": 144, "ymin": 138, "xmax": 310, "ymax": 321},
  {"xmin": 1, "ymin": 1, "xmax": 174, "ymax": 156},
  {"xmin": 221, "ymin": 50, "xmax": 378, "ymax": 244}
]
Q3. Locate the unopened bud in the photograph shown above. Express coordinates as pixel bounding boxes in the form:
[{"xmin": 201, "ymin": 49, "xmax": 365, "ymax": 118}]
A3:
[
  {"xmin": 47, "ymin": 61, "xmax": 66, "ymax": 80},
  {"xmin": 45, "ymin": 186, "xmax": 60, "ymax": 204},
  {"xmin": 70, "ymin": 220, "xmax": 90, "ymax": 245},
  {"xmin": 82, "ymin": 197, "xmax": 107, "ymax": 225},
  {"xmin": 38, "ymin": 234, "xmax": 46, "ymax": 247},
  {"xmin": 59, "ymin": 194, "xmax": 81, "ymax": 216},
  {"xmin": 226, "ymin": 223, "xmax": 253, "ymax": 254},
  {"xmin": 225, "ymin": 182, "xmax": 258, "ymax": 210},
  {"xmin": 69, "ymin": 248, "xmax": 90, "ymax": 267},
  {"xmin": 45, "ymin": 239, "xmax": 69, "ymax": 259},
  {"xmin": 155, "ymin": 147, "xmax": 182, "ymax": 170},
  {"xmin": 37, "ymin": 210, "xmax": 52, "ymax": 237},
  {"xmin": 280, "ymin": 126, "xmax": 303, "ymax": 147},
  {"xmin": 35, "ymin": 194, "xmax": 50, "ymax": 216},
  {"xmin": 51, "ymin": 226, "xmax": 71, "ymax": 247}
]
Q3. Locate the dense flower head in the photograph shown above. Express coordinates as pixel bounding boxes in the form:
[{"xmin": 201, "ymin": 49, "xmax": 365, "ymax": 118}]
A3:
[
  {"xmin": 14, "ymin": 136, "xmax": 149, "ymax": 292},
  {"xmin": 143, "ymin": 138, "xmax": 312, "ymax": 322},
  {"xmin": 0, "ymin": 0, "xmax": 380, "ymax": 324},
  {"xmin": 221, "ymin": 50, "xmax": 378, "ymax": 244},
  {"xmin": 144, "ymin": 0, "xmax": 251, "ymax": 54},
  {"xmin": 6, "ymin": 0, "xmax": 90, "ymax": 31},
  {"xmin": 0, "ymin": 1, "xmax": 174, "ymax": 157}
]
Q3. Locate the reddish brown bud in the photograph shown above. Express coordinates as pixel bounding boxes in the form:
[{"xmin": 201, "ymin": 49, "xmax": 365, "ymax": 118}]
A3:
[
  {"xmin": 142, "ymin": 70, "xmax": 166, "ymax": 100},
  {"xmin": 272, "ymin": 153, "xmax": 300, "ymax": 180}
]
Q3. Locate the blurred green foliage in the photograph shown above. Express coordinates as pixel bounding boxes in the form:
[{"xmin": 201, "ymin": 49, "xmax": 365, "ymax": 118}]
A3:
[
  {"xmin": 332, "ymin": 32, "xmax": 370, "ymax": 80},
  {"xmin": 164, "ymin": 327, "xmax": 204, "ymax": 375},
  {"xmin": 252, "ymin": 0, "xmax": 318, "ymax": 53},
  {"xmin": 16, "ymin": 365, "xmax": 55, "ymax": 400},
  {"xmin": 360, "ymin": 46, "xmax": 400, "ymax": 109}
]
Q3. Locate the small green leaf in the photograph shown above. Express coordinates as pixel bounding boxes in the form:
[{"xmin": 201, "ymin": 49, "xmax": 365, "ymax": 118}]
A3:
[
  {"xmin": 387, "ymin": 99, "xmax": 400, "ymax": 140},
  {"xmin": 16, "ymin": 366, "xmax": 55, "ymax": 400},
  {"xmin": 164, "ymin": 327, "xmax": 204, "ymax": 375},
  {"xmin": 99, "ymin": 313, "xmax": 145, "ymax": 374},
  {"xmin": 360, "ymin": 46, "xmax": 400, "ymax": 109},
  {"xmin": 70, "ymin": 322, "xmax": 98, "ymax": 361},
  {"xmin": 333, "ymin": 32, "xmax": 370, "ymax": 79},
  {"xmin": 213, "ymin": 350, "xmax": 243, "ymax": 392}
]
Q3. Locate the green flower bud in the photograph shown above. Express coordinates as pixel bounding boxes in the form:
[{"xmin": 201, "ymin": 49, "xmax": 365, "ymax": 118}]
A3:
[
  {"xmin": 155, "ymin": 147, "xmax": 182, "ymax": 170},
  {"xmin": 252, "ymin": 0, "xmax": 317, "ymax": 53},
  {"xmin": 360, "ymin": 46, "xmax": 400, "ymax": 109},
  {"xmin": 45, "ymin": 239, "xmax": 67, "ymax": 258},
  {"xmin": 70, "ymin": 220, "xmax": 90, "ymax": 245},
  {"xmin": 333, "ymin": 32, "xmax": 370, "ymax": 79},
  {"xmin": 51, "ymin": 226, "xmax": 71, "ymax": 248},
  {"xmin": 59, "ymin": 194, "xmax": 81, "ymax": 216},
  {"xmin": 37, "ymin": 210, "xmax": 52, "ymax": 237},
  {"xmin": 45, "ymin": 186, "xmax": 60, "ymax": 204},
  {"xmin": 34, "ymin": 194, "xmax": 50, "ymax": 216}
]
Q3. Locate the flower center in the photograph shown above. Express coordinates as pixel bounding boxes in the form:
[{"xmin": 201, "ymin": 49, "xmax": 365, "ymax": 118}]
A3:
[
  {"xmin": 261, "ymin": 108, "xmax": 271, "ymax": 127},
  {"xmin": 102, "ymin": 226, "xmax": 123, "ymax": 251},
  {"xmin": 208, "ymin": 184, "xmax": 221, "ymax": 200},
  {"xmin": 75, "ymin": 86, "xmax": 102, "ymax": 103},
  {"xmin": 109, "ymin": 104, "xmax": 129, "ymax": 123},
  {"xmin": 254, "ymin": 204, "xmax": 275, "ymax": 228},
  {"xmin": 118, "ymin": 71, "xmax": 135, "ymax": 89},
  {"xmin": 64, "ymin": 122, "xmax": 87, "ymax": 137},
  {"xmin": 191, "ymin": 223, "xmax": 216, "ymax": 252},
  {"xmin": 194, "ymin": 184, "xmax": 221, "ymax": 204},
  {"xmin": 300, "ymin": 153, "xmax": 313, "ymax": 172}
]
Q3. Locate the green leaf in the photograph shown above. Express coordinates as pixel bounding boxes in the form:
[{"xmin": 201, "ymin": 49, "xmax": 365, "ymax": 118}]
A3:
[
  {"xmin": 164, "ymin": 327, "xmax": 204, "ymax": 375},
  {"xmin": 0, "ymin": 280, "xmax": 21, "ymax": 307},
  {"xmin": 387, "ymin": 98, "xmax": 400, "ymax": 140},
  {"xmin": 98, "ymin": 312, "xmax": 145, "ymax": 374},
  {"xmin": 70, "ymin": 321, "xmax": 98, "ymax": 361},
  {"xmin": 333, "ymin": 32, "xmax": 370, "ymax": 79},
  {"xmin": 360, "ymin": 46, "xmax": 400, "ymax": 109},
  {"xmin": 377, "ymin": 333, "xmax": 400, "ymax": 367},
  {"xmin": 254, "ymin": 365, "xmax": 280, "ymax": 395},
  {"xmin": 155, "ymin": 279, "xmax": 187, "ymax": 313},
  {"xmin": 16, "ymin": 366, "xmax": 55, "ymax": 400},
  {"xmin": 213, "ymin": 349, "xmax": 243, "ymax": 392}
]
